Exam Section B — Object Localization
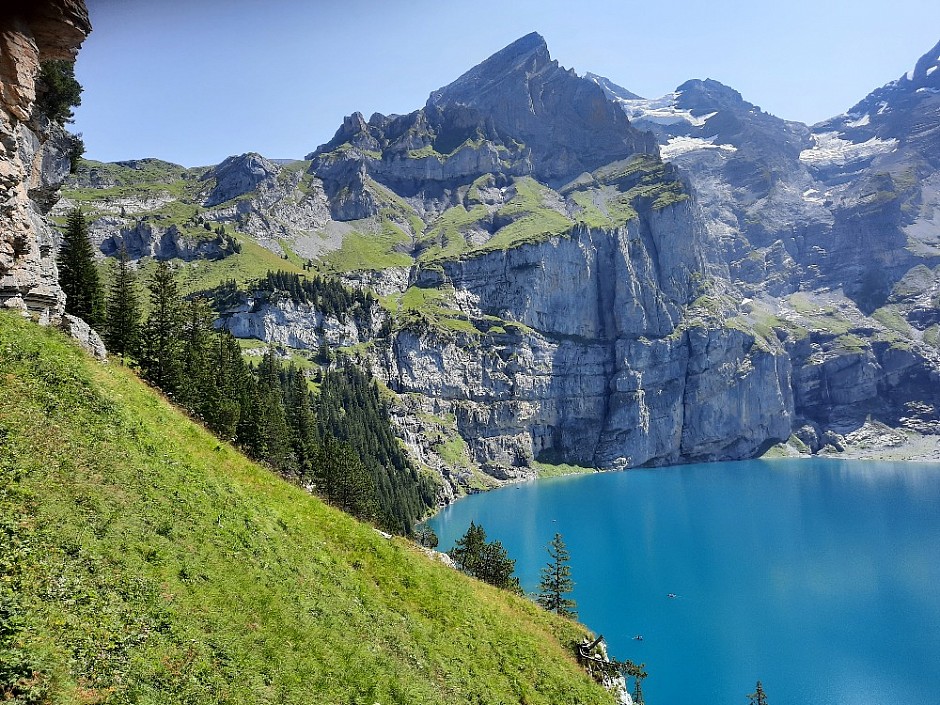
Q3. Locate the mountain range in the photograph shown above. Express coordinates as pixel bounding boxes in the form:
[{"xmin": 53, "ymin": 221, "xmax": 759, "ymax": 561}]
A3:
[{"xmin": 53, "ymin": 32, "xmax": 940, "ymax": 500}]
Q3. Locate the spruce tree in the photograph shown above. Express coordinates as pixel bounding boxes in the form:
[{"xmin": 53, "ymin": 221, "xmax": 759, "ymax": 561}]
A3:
[
  {"xmin": 256, "ymin": 349, "xmax": 296, "ymax": 474},
  {"xmin": 314, "ymin": 434, "xmax": 378, "ymax": 521},
  {"xmin": 633, "ymin": 676, "xmax": 645, "ymax": 705},
  {"xmin": 139, "ymin": 261, "xmax": 183, "ymax": 395},
  {"xmin": 284, "ymin": 365, "xmax": 317, "ymax": 481},
  {"xmin": 477, "ymin": 540, "xmax": 521, "ymax": 592},
  {"xmin": 747, "ymin": 681, "xmax": 768, "ymax": 705},
  {"xmin": 537, "ymin": 532, "xmax": 577, "ymax": 618},
  {"xmin": 414, "ymin": 524, "xmax": 439, "ymax": 549},
  {"xmin": 177, "ymin": 297, "xmax": 214, "ymax": 416},
  {"xmin": 449, "ymin": 522, "xmax": 520, "ymax": 591},
  {"xmin": 104, "ymin": 243, "xmax": 139, "ymax": 358},
  {"xmin": 203, "ymin": 329, "xmax": 245, "ymax": 441},
  {"xmin": 36, "ymin": 59, "xmax": 82, "ymax": 123},
  {"xmin": 58, "ymin": 207, "xmax": 104, "ymax": 328},
  {"xmin": 449, "ymin": 521, "xmax": 487, "ymax": 576}
]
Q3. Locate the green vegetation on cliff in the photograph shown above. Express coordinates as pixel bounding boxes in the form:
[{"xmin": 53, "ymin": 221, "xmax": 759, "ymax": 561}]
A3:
[{"xmin": 0, "ymin": 313, "xmax": 613, "ymax": 705}]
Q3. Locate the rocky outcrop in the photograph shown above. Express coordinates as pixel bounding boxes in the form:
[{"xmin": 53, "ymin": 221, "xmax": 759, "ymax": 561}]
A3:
[
  {"xmin": 0, "ymin": 0, "xmax": 90, "ymax": 320},
  {"xmin": 219, "ymin": 296, "xmax": 383, "ymax": 350},
  {"xmin": 203, "ymin": 152, "xmax": 280, "ymax": 207},
  {"xmin": 92, "ymin": 219, "xmax": 238, "ymax": 261}
]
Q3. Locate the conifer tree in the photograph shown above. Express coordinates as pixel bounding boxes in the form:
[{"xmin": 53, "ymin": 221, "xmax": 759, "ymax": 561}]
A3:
[
  {"xmin": 747, "ymin": 681, "xmax": 768, "ymax": 705},
  {"xmin": 203, "ymin": 329, "xmax": 245, "ymax": 441},
  {"xmin": 314, "ymin": 434, "xmax": 378, "ymax": 521},
  {"xmin": 414, "ymin": 524, "xmax": 439, "ymax": 549},
  {"xmin": 633, "ymin": 676, "xmax": 645, "ymax": 705},
  {"xmin": 449, "ymin": 521, "xmax": 487, "ymax": 575},
  {"xmin": 284, "ymin": 365, "xmax": 317, "ymax": 481},
  {"xmin": 236, "ymin": 374, "xmax": 267, "ymax": 458},
  {"xmin": 177, "ymin": 297, "xmax": 214, "ymax": 416},
  {"xmin": 537, "ymin": 532, "xmax": 577, "ymax": 618},
  {"xmin": 477, "ymin": 540, "xmax": 521, "ymax": 592},
  {"xmin": 139, "ymin": 261, "xmax": 183, "ymax": 395},
  {"xmin": 449, "ymin": 522, "xmax": 520, "ymax": 591},
  {"xmin": 255, "ymin": 349, "xmax": 296, "ymax": 474},
  {"xmin": 58, "ymin": 207, "xmax": 104, "ymax": 328},
  {"xmin": 104, "ymin": 243, "xmax": 139, "ymax": 358}
]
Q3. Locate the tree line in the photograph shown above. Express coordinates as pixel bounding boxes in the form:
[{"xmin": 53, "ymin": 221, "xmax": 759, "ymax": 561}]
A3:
[{"xmin": 56, "ymin": 208, "xmax": 433, "ymax": 534}]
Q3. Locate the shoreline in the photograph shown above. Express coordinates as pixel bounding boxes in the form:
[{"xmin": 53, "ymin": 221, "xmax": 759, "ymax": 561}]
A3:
[{"xmin": 425, "ymin": 424, "xmax": 940, "ymax": 521}]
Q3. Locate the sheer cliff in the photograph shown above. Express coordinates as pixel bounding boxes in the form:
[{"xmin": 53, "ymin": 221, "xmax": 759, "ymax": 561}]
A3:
[{"xmin": 0, "ymin": 1, "xmax": 90, "ymax": 320}]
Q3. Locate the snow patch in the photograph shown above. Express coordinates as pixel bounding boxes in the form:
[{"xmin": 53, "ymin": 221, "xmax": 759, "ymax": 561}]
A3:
[
  {"xmin": 617, "ymin": 93, "xmax": 715, "ymax": 127},
  {"xmin": 800, "ymin": 132, "xmax": 898, "ymax": 167},
  {"xmin": 916, "ymin": 87, "xmax": 940, "ymax": 94},
  {"xmin": 906, "ymin": 69, "xmax": 916, "ymax": 81},
  {"xmin": 660, "ymin": 135, "xmax": 738, "ymax": 159},
  {"xmin": 928, "ymin": 66, "xmax": 938, "ymax": 77},
  {"xmin": 845, "ymin": 114, "xmax": 870, "ymax": 128},
  {"xmin": 802, "ymin": 189, "xmax": 827, "ymax": 205},
  {"xmin": 876, "ymin": 101, "xmax": 890, "ymax": 115}
]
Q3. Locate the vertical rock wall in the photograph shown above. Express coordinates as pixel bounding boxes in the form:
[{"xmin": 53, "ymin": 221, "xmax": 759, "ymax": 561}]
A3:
[{"xmin": 0, "ymin": 1, "xmax": 91, "ymax": 320}]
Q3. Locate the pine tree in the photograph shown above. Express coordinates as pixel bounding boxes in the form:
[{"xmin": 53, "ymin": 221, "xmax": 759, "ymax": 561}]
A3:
[
  {"xmin": 449, "ymin": 521, "xmax": 487, "ymax": 576},
  {"xmin": 104, "ymin": 243, "xmax": 139, "ymax": 358},
  {"xmin": 202, "ymin": 329, "xmax": 245, "ymax": 441},
  {"xmin": 537, "ymin": 532, "xmax": 577, "ymax": 618},
  {"xmin": 177, "ymin": 297, "xmax": 214, "ymax": 416},
  {"xmin": 476, "ymin": 540, "xmax": 521, "ymax": 592},
  {"xmin": 314, "ymin": 434, "xmax": 378, "ymax": 521},
  {"xmin": 58, "ymin": 207, "xmax": 104, "ymax": 328},
  {"xmin": 449, "ymin": 522, "xmax": 520, "ymax": 591},
  {"xmin": 36, "ymin": 59, "xmax": 82, "ymax": 123},
  {"xmin": 747, "ymin": 681, "xmax": 768, "ymax": 705},
  {"xmin": 633, "ymin": 676, "xmax": 645, "ymax": 705},
  {"xmin": 139, "ymin": 261, "xmax": 183, "ymax": 395},
  {"xmin": 284, "ymin": 365, "xmax": 317, "ymax": 481},
  {"xmin": 255, "ymin": 349, "xmax": 296, "ymax": 474}
]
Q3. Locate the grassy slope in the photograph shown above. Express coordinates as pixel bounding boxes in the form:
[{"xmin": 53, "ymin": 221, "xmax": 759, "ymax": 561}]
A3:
[{"xmin": 0, "ymin": 313, "xmax": 613, "ymax": 705}]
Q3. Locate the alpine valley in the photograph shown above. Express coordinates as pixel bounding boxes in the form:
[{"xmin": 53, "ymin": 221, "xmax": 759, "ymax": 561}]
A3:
[{"xmin": 22, "ymin": 32, "xmax": 940, "ymax": 502}]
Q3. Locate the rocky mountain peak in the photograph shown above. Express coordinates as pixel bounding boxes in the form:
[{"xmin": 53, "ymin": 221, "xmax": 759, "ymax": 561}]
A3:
[
  {"xmin": 674, "ymin": 78, "xmax": 747, "ymax": 111},
  {"xmin": 426, "ymin": 32, "xmax": 551, "ymax": 109},
  {"xmin": 902, "ymin": 38, "xmax": 940, "ymax": 88},
  {"xmin": 203, "ymin": 152, "xmax": 280, "ymax": 207},
  {"xmin": 422, "ymin": 33, "xmax": 657, "ymax": 185},
  {"xmin": 812, "ymin": 37, "xmax": 940, "ymax": 167}
]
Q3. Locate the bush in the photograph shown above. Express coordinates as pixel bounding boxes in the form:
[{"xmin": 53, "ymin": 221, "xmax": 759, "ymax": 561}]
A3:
[{"xmin": 36, "ymin": 60, "xmax": 82, "ymax": 124}]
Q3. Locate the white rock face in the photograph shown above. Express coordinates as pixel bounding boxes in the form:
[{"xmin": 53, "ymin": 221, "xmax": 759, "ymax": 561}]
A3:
[{"xmin": 220, "ymin": 298, "xmax": 381, "ymax": 350}]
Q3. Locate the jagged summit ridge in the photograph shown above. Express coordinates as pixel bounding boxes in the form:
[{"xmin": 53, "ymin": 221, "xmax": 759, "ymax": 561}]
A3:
[
  {"xmin": 308, "ymin": 32, "xmax": 658, "ymax": 190},
  {"xmin": 811, "ymin": 38, "xmax": 940, "ymax": 166},
  {"xmin": 426, "ymin": 31, "xmax": 551, "ymax": 108}
]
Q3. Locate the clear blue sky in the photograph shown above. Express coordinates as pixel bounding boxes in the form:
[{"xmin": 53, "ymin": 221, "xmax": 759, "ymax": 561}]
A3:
[{"xmin": 75, "ymin": 0, "xmax": 940, "ymax": 167}]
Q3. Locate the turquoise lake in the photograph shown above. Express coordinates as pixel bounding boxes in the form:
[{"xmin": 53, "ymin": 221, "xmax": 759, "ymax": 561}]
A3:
[{"xmin": 428, "ymin": 459, "xmax": 940, "ymax": 705}]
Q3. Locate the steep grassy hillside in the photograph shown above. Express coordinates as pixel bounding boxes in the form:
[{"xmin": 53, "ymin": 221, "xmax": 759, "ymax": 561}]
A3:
[{"xmin": 0, "ymin": 313, "xmax": 614, "ymax": 705}]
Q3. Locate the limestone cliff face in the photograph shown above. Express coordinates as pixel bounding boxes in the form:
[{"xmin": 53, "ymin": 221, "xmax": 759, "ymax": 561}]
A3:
[
  {"xmin": 371, "ymin": 200, "xmax": 794, "ymax": 476},
  {"xmin": 0, "ymin": 0, "xmax": 90, "ymax": 319}
]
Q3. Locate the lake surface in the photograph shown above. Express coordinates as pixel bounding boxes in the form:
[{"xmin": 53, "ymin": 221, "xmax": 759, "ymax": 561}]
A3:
[{"xmin": 428, "ymin": 459, "xmax": 940, "ymax": 705}]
